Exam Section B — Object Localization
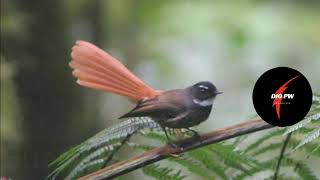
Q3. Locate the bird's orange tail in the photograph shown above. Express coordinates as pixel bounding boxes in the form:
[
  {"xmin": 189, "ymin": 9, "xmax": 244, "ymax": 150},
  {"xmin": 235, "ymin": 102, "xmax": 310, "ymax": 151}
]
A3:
[{"xmin": 70, "ymin": 40, "xmax": 159, "ymax": 101}]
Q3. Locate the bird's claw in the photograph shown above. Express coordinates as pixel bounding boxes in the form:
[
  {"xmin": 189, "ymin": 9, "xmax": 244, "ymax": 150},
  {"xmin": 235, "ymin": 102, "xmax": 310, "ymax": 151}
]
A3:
[{"xmin": 168, "ymin": 142, "xmax": 184, "ymax": 150}]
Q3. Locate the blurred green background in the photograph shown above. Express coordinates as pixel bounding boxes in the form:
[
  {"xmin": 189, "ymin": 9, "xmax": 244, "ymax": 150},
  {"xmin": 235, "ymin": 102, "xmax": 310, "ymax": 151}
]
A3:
[{"xmin": 1, "ymin": 0, "xmax": 320, "ymax": 179}]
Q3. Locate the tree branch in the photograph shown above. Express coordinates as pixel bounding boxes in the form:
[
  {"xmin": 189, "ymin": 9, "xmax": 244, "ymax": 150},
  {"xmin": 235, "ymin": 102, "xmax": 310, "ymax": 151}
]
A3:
[{"xmin": 79, "ymin": 118, "xmax": 274, "ymax": 180}]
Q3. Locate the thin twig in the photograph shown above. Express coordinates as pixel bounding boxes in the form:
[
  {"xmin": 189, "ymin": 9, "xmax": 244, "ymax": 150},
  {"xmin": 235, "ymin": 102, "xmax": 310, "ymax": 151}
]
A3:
[
  {"xmin": 273, "ymin": 132, "xmax": 292, "ymax": 180},
  {"xmin": 78, "ymin": 118, "xmax": 274, "ymax": 180}
]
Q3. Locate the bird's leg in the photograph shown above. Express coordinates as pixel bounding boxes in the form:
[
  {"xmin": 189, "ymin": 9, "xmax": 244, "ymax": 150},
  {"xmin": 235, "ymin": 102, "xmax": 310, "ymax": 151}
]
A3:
[
  {"xmin": 186, "ymin": 128, "xmax": 200, "ymax": 138},
  {"xmin": 174, "ymin": 129, "xmax": 183, "ymax": 140},
  {"xmin": 161, "ymin": 126, "xmax": 182, "ymax": 148},
  {"xmin": 161, "ymin": 126, "xmax": 172, "ymax": 143}
]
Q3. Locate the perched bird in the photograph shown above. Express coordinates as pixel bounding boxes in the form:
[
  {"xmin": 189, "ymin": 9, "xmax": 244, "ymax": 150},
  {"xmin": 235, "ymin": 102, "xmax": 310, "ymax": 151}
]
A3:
[{"xmin": 69, "ymin": 41, "xmax": 222, "ymax": 142}]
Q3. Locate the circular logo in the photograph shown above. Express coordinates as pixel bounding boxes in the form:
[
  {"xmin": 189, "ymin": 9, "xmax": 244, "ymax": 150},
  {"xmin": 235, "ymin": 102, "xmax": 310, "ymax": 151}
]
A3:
[{"xmin": 252, "ymin": 67, "xmax": 312, "ymax": 127}]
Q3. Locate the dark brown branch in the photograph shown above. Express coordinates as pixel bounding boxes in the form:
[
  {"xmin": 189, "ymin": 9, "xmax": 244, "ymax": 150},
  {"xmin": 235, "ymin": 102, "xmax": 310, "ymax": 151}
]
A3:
[{"xmin": 79, "ymin": 118, "xmax": 274, "ymax": 180}]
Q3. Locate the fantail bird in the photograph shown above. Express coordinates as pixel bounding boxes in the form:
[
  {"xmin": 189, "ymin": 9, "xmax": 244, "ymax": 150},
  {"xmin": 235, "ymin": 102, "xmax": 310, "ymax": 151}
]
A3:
[{"xmin": 69, "ymin": 40, "xmax": 222, "ymax": 142}]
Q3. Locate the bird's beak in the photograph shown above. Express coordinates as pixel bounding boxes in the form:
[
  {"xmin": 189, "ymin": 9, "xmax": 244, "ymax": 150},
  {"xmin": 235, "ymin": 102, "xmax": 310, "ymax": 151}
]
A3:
[{"xmin": 215, "ymin": 91, "xmax": 223, "ymax": 95}]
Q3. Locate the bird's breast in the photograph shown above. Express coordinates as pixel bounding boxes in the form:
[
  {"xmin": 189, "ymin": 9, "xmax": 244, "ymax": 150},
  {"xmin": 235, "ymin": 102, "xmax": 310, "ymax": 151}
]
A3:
[{"xmin": 160, "ymin": 105, "xmax": 213, "ymax": 129}]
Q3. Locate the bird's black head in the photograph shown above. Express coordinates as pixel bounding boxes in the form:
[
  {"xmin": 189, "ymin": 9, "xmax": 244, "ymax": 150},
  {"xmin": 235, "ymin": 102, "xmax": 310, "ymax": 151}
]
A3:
[{"xmin": 189, "ymin": 81, "xmax": 222, "ymax": 101}]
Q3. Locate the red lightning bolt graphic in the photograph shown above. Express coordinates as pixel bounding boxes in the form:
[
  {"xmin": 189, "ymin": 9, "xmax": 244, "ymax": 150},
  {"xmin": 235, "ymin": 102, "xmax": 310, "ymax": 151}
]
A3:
[{"xmin": 273, "ymin": 75, "xmax": 300, "ymax": 120}]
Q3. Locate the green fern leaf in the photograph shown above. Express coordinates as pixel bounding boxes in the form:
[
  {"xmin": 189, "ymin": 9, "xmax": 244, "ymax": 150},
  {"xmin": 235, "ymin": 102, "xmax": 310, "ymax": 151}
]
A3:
[
  {"xmin": 251, "ymin": 142, "xmax": 283, "ymax": 157},
  {"xmin": 251, "ymin": 137, "xmax": 319, "ymax": 157},
  {"xmin": 244, "ymin": 129, "xmax": 285, "ymax": 153},
  {"xmin": 232, "ymin": 135, "xmax": 248, "ymax": 146},
  {"xmin": 281, "ymin": 158, "xmax": 318, "ymax": 180},
  {"xmin": 127, "ymin": 142, "xmax": 154, "ymax": 151},
  {"xmin": 130, "ymin": 141, "xmax": 215, "ymax": 179},
  {"xmin": 313, "ymin": 95, "xmax": 320, "ymax": 104},
  {"xmin": 48, "ymin": 117, "xmax": 161, "ymax": 179},
  {"xmin": 169, "ymin": 155, "xmax": 214, "ymax": 179},
  {"xmin": 295, "ymin": 128, "xmax": 320, "ymax": 150},
  {"xmin": 65, "ymin": 158, "xmax": 106, "ymax": 180},
  {"xmin": 143, "ymin": 131, "xmax": 169, "ymax": 143},
  {"xmin": 65, "ymin": 143, "xmax": 122, "ymax": 180},
  {"xmin": 209, "ymin": 143, "xmax": 261, "ymax": 173},
  {"xmin": 284, "ymin": 113, "xmax": 320, "ymax": 135},
  {"xmin": 48, "ymin": 143, "xmax": 83, "ymax": 168},
  {"xmin": 233, "ymin": 160, "xmax": 274, "ymax": 180},
  {"xmin": 186, "ymin": 149, "xmax": 228, "ymax": 180},
  {"xmin": 143, "ymin": 164, "xmax": 186, "ymax": 180}
]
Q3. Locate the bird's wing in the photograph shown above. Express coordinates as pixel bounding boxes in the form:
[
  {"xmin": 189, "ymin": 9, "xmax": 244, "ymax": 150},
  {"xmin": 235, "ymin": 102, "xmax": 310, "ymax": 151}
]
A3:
[
  {"xmin": 119, "ymin": 98, "xmax": 181, "ymax": 119},
  {"xmin": 119, "ymin": 90, "xmax": 187, "ymax": 119}
]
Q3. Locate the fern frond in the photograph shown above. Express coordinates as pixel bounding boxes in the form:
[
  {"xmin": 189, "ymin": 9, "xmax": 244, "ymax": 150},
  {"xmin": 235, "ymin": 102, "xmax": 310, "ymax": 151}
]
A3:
[
  {"xmin": 313, "ymin": 95, "xmax": 320, "ymax": 104},
  {"xmin": 251, "ymin": 142, "xmax": 283, "ymax": 157},
  {"xmin": 251, "ymin": 135, "xmax": 319, "ymax": 157},
  {"xmin": 143, "ymin": 164, "xmax": 186, "ymax": 180},
  {"xmin": 236, "ymin": 156, "xmax": 318, "ymax": 180},
  {"xmin": 209, "ymin": 143, "xmax": 261, "ymax": 173},
  {"xmin": 232, "ymin": 135, "xmax": 248, "ymax": 147},
  {"xmin": 127, "ymin": 142, "xmax": 154, "ymax": 151},
  {"xmin": 143, "ymin": 131, "xmax": 169, "ymax": 143},
  {"xmin": 48, "ymin": 117, "xmax": 161, "ymax": 180},
  {"xmin": 48, "ymin": 143, "xmax": 83, "ymax": 168},
  {"xmin": 169, "ymin": 155, "xmax": 214, "ymax": 179},
  {"xmin": 129, "ymin": 138, "xmax": 216, "ymax": 179},
  {"xmin": 244, "ymin": 129, "xmax": 285, "ymax": 153},
  {"xmin": 84, "ymin": 117, "xmax": 160, "ymax": 152},
  {"xmin": 281, "ymin": 158, "xmax": 318, "ymax": 180},
  {"xmin": 186, "ymin": 149, "xmax": 228, "ymax": 180},
  {"xmin": 233, "ymin": 160, "xmax": 274, "ymax": 180},
  {"xmin": 65, "ymin": 143, "xmax": 122, "ymax": 180},
  {"xmin": 65, "ymin": 158, "xmax": 106, "ymax": 180},
  {"xmin": 284, "ymin": 113, "xmax": 320, "ymax": 135},
  {"xmin": 47, "ymin": 145, "xmax": 84, "ymax": 180},
  {"xmin": 311, "ymin": 145, "xmax": 320, "ymax": 156},
  {"xmin": 234, "ymin": 169, "xmax": 270, "ymax": 180},
  {"xmin": 295, "ymin": 128, "xmax": 320, "ymax": 150}
]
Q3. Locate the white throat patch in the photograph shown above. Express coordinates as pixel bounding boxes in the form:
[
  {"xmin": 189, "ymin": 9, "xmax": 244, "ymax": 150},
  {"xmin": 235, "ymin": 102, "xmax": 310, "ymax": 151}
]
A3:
[{"xmin": 193, "ymin": 98, "xmax": 213, "ymax": 107}]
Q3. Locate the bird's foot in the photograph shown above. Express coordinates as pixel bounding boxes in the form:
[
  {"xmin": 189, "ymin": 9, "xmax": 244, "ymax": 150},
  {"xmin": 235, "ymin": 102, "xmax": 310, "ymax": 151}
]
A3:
[
  {"xmin": 168, "ymin": 142, "xmax": 179, "ymax": 148},
  {"xmin": 191, "ymin": 132, "xmax": 201, "ymax": 139},
  {"xmin": 168, "ymin": 141, "xmax": 185, "ymax": 150}
]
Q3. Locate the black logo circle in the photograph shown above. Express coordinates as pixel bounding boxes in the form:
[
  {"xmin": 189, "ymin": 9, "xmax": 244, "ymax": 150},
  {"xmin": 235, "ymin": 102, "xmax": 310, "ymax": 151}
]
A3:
[{"xmin": 252, "ymin": 67, "xmax": 312, "ymax": 127}]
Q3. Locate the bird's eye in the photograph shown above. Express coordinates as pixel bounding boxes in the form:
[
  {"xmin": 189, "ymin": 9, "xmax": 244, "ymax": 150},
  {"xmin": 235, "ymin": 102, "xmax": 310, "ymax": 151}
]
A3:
[
  {"xmin": 198, "ymin": 85, "xmax": 208, "ymax": 93},
  {"xmin": 199, "ymin": 87, "xmax": 206, "ymax": 92}
]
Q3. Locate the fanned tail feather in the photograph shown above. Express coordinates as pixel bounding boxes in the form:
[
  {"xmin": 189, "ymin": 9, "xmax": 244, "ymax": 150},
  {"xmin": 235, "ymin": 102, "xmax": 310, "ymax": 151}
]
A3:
[{"xmin": 70, "ymin": 41, "xmax": 159, "ymax": 101}]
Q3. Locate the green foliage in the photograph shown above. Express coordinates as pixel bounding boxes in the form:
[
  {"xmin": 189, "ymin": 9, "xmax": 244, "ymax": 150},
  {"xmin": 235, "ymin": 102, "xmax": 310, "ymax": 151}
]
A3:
[
  {"xmin": 139, "ymin": 94, "xmax": 320, "ymax": 179},
  {"xmin": 48, "ymin": 117, "xmax": 161, "ymax": 180},
  {"xmin": 209, "ymin": 144, "xmax": 260, "ymax": 172},
  {"xmin": 143, "ymin": 164, "xmax": 186, "ymax": 180},
  {"xmin": 186, "ymin": 149, "xmax": 228, "ymax": 179},
  {"xmin": 295, "ymin": 128, "xmax": 320, "ymax": 150},
  {"xmin": 49, "ymin": 94, "xmax": 320, "ymax": 179},
  {"xmin": 243, "ymin": 129, "xmax": 285, "ymax": 153},
  {"xmin": 284, "ymin": 95, "xmax": 320, "ymax": 150},
  {"xmin": 281, "ymin": 158, "xmax": 318, "ymax": 180}
]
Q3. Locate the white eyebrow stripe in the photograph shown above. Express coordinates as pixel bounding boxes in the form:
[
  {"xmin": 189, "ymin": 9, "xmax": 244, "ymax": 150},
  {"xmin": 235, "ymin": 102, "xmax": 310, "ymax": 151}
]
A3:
[{"xmin": 198, "ymin": 85, "xmax": 209, "ymax": 89}]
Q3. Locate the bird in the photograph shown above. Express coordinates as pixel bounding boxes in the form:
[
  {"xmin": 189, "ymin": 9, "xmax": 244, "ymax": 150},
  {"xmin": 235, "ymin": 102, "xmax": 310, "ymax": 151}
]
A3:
[{"xmin": 69, "ymin": 40, "xmax": 222, "ymax": 143}]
